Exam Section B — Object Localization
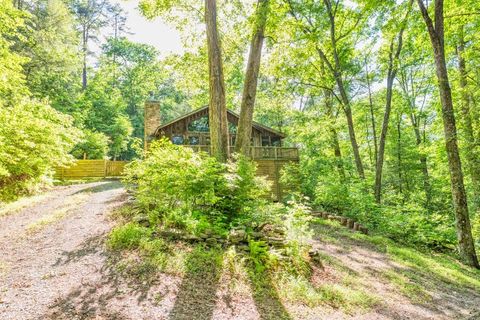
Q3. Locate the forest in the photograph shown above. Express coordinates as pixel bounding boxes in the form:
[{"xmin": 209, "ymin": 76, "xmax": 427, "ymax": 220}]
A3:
[{"xmin": 1, "ymin": 0, "xmax": 480, "ymax": 318}]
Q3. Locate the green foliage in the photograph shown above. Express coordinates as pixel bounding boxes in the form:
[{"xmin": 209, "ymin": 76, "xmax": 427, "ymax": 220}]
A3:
[
  {"xmin": 124, "ymin": 139, "xmax": 270, "ymax": 235},
  {"xmin": 71, "ymin": 130, "xmax": 110, "ymax": 159},
  {"xmin": 107, "ymin": 222, "xmax": 152, "ymax": 250},
  {"xmin": 0, "ymin": 100, "xmax": 81, "ymax": 201},
  {"xmin": 247, "ymin": 239, "xmax": 270, "ymax": 273}
]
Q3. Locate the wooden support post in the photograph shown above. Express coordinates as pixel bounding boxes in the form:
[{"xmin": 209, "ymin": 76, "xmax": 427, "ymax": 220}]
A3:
[
  {"xmin": 347, "ymin": 219, "xmax": 354, "ymax": 229},
  {"xmin": 353, "ymin": 222, "xmax": 360, "ymax": 231}
]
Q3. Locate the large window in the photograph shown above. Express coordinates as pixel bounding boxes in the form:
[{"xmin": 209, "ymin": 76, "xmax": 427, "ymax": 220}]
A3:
[
  {"xmin": 188, "ymin": 136, "xmax": 200, "ymax": 145},
  {"xmin": 172, "ymin": 135, "xmax": 184, "ymax": 145},
  {"xmin": 228, "ymin": 122, "xmax": 237, "ymax": 134},
  {"xmin": 261, "ymin": 136, "xmax": 270, "ymax": 146},
  {"xmin": 188, "ymin": 116, "xmax": 209, "ymax": 132},
  {"xmin": 271, "ymin": 137, "xmax": 281, "ymax": 147}
]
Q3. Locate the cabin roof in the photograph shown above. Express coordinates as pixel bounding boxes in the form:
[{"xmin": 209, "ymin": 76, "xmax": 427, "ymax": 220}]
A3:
[{"xmin": 154, "ymin": 106, "xmax": 286, "ymax": 138}]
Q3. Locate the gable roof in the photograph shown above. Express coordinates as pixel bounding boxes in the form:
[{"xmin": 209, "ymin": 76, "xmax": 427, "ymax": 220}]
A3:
[{"xmin": 154, "ymin": 106, "xmax": 286, "ymax": 138}]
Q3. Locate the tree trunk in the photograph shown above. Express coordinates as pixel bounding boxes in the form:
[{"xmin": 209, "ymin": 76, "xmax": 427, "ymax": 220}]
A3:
[
  {"xmin": 396, "ymin": 113, "xmax": 404, "ymax": 198},
  {"xmin": 365, "ymin": 59, "xmax": 378, "ymax": 168},
  {"xmin": 325, "ymin": 90, "xmax": 346, "ymax": 181},
  {"xmin": 417, "ymin": 0, "xmax": 479, "ymax": 268},
  {"xmin": 374, "ymin": 8, "xmax": 409, "ymax": 203},
  {"xmin": 82, "ymin": 26, "xmax": 88, "ymax": 90},
  {"xmin": 235, "ymin": 0, "xmax": 269, "ymax": 155},
  {"xmin": 399, "ymin": 70, "xmax": 433, "ymax": 207},
  {"xmin": 317, "ymin": 0, "xmax": 365, "ymax": 179},
  {"xmin": 375, "ymin": 74, "xmax": 395, "ymax": 203},
  {"xmin": 205, "ymin": 0, "xmax": 229, "ymax": 162},
  {"xmin": 456, "ymin": 27, "xmax": 480, "ymax": 209}
]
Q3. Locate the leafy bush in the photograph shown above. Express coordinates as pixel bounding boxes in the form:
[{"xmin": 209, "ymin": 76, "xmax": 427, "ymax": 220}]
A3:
[
  {"xmin": 0, "ymin": 99, "xmax": 81, "ymax": 201},
  {"xmin": 312, "ymin": 175, "xmax": 457, "ymax": 249},
  {"xmin": 71, "ymin": 130, "xmax": 110, "ymax": 159},
  {"xmin": 123, "ymin": 139, "xmax": 270, "ymax": 235}
]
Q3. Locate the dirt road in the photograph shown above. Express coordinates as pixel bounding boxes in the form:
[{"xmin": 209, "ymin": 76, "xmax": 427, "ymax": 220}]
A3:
[{"xmin": 0, "ymin": 181, "xmax": 127, "ymax": 320}]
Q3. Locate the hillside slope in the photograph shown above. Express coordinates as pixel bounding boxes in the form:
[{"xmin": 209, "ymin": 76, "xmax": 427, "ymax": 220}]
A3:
[{"xmin": 1, "ymin": 186, "xmax": 479, "ymax": 320}]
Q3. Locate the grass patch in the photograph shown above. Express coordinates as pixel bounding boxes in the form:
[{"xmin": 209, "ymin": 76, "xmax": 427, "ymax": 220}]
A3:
[
  {"xmin": 25, "ymin": 193, "xmax": 89, "ymax": 234},
  {"xmin": 381, "ymin": 269, "xmax": 432, "ymax": 303},
  {"xmin": 311, "ymin": 218, "xmax": 480, "ymax": 295},
  {"xmin": 107, "ymin": 222, "xmax": 152, "ymax": 250},
  {"xmin": 277, "ymin": 274, "xmax": 378, "ymax": 312},
  {"xmin": 0, "ymin": 193, "xmax": 53, "ymax": 217}
]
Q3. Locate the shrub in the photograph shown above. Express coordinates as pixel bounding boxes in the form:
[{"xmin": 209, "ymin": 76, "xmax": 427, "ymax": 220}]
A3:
[
  {"xmin": 123, "ymin": 139, "xmax": 270, "ymax": 235},
  {"xmin": 107, "ymin": 222, "xmax": 151, "ymax": 250},
  {"xmin": 0, "ymin": 99, "xmax": 81, "ymax": 201}
]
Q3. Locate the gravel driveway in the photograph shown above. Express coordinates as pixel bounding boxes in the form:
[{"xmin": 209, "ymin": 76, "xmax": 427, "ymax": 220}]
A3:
[{"xmin": 0, "ymin": 181, "xmax": 127, "ymax": 320}]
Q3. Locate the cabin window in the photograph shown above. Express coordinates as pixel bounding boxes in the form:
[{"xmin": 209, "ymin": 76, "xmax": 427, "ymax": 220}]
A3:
[
  {"xmin": 188, "ymin": 116, "xmax": 209, "ymax": 132},
  {"xmin": 261, "ymin": 136, "xmax": 270, "ymax": 146},
  {"xmin": 205, "ymin": 136, "xmax": 211, "ymax": 145},
  {"xmin": 188, "ymin": 136, "xmax": 200, "ymax": 145},
  {"xmin": 271, "ymin": 137, "xmax": 281, "ymax": 147},
  {"xmin": 171, "ymin": 135, "xmax": 184, "ymax": 145},
  {"xmin": 228, "ymin": 122, "xmax": 237, "ymax": 134}
]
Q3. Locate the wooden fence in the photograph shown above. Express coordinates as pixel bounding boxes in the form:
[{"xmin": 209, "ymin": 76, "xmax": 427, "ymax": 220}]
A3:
[{"xmin": 55, "ymin": 160, "xmax": 128, "ymax": 179}]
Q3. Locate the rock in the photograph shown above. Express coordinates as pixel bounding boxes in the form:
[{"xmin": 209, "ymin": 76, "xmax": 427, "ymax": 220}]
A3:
[
  {"xmin": 133, "ymin": 215, "xmax": 150, "ymax": 228},
  {"xmin": 228, "ymin": 229, "xmax": 246, "ymax": 243},
  {"xmin": 353, "ymin": 222, "xmax": 360, "ymax": 231},
  {"xmin": 205, "ymin": 238, "xmax": 217, "ymax": 246},
  {"xmin": 251, "ymin": 231, "xmax": 263, "ymax": 239},
  {"xmin": 236, "ymin": 244, "xmax": 249, "ymax": 252},
  {"xmin": 184, "ymin": 235, "xmax": 201, "ymax": 242},
  {"xmin": 257, "ymin": 224, "xmax": 286, "ymax": 238},
  {"xmin": 266, "ymin": 237, "xmax": 287, "ymax": 247},
  {"xmin": 340, "ymin": 217, "xmax": 348, "ymax": 226}
]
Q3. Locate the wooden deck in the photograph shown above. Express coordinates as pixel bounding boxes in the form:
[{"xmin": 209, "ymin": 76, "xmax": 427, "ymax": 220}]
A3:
[
  {"xmin": 187, "ymin": 146, "xmax": 299, "ymax": 160},
  {"xmin": 186, "ymin": 145, "xmax": 299, "ymax": 200}
]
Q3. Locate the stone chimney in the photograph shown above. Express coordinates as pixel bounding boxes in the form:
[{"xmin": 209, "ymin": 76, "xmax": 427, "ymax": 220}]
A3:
[{"xmin": 144, "ymin": 100, "xmax": 161, "ymax": 151}]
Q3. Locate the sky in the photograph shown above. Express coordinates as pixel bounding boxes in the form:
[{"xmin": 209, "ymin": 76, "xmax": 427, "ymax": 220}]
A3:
[{"xmin": 111, "ymin": 0, "xmax": 185, "ymax": 57}]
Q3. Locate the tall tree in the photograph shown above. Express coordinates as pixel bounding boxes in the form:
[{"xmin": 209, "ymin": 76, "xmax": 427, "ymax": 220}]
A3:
[
  {"xmin": 417, "ymin": 0, "xmax": 479, "ymax": 268},
  {"xmin": 374, "ymin": 1, "xmax": 411, "ymax": 203},
  {"xmin": 235, "ymin": 0, "xmax": 269, "ymax": 155},
  {"xmin": 286, "ymin": 0, "xmax": 366, "ymax": 179},
  {"xmin": 320, "ymin": 0, "xmax": 365, "ymax": 179},
  {"xmin": 456, "ymin": 26, "xmax": 480, "ymax": 209},
  {"xmin": 397, "ymin": 60, "xmax": 433, "ymax": 207},
  {"xmin": 205, "ymin": 0, "xmax": 229, "ymax": 162},
  {"xmin": 70, "ymin": 0, "xmax": 113, "ymax": 89}
]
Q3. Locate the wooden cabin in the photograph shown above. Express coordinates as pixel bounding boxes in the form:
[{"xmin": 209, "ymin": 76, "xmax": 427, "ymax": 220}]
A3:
[{"xmin": 144, "ymin": 101, "xmax": 299, "ymax": 199}]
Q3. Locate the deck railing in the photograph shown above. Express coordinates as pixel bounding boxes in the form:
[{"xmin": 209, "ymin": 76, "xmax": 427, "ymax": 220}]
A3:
[{"xmin": 186, "ymin": 145, "xmax": 299, "ymax": 160}]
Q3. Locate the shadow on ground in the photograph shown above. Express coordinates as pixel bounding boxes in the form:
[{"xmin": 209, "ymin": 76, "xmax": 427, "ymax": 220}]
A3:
[
  {"xmin": 74, "ymin": 180, "xmax": 123, "ymax": 194},
  {"xmin": 45, "ymin": 233, "xmax": 293, "ymax": 320},
  {"xmin": 246, "ymin": 266, "xmax": 292, "ymax": 320},
  {"xmin": 168, "ymin": 245, "xmax": 292, "ymax": 320},
  {"xmin": 44, "ymin": 233, "xmax": 157, "ymax": 319},
  {"xmin": 311, "ymin": 219, "xmax": 480, "ymax": 319}
]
